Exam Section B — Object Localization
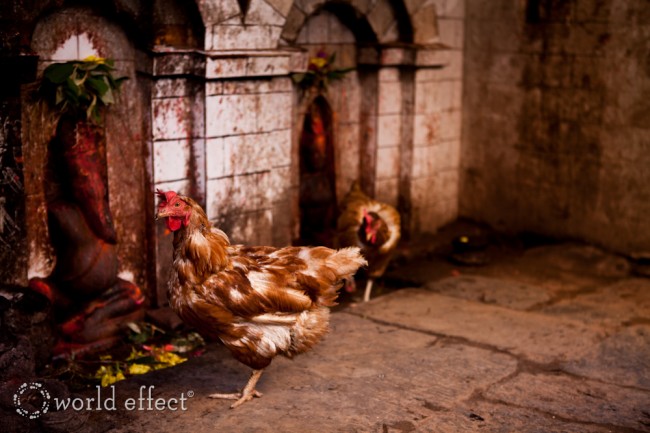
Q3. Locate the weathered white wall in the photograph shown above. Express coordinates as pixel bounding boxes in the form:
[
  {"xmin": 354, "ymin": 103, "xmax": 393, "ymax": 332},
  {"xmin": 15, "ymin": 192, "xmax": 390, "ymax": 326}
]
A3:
[
  {"xmin": 204, "ymin": 77, "xmax": 293, "ymax": 244},
  {"xmin": 461, "ymin": 0, "xmax": 650, "ymax": 254},
  {"xmin": 375, "ymin": 66, "xmax": 401, "ymax": 207},
  {"xmin": 411, "ymin": 0, "xmax": 465, "ymax": 233}
]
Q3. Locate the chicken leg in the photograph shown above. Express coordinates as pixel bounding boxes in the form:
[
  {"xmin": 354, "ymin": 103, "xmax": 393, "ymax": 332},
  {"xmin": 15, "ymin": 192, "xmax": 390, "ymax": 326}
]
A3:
[
  {"xmin": 209, "ymin": 369, "xmax": 264, "ymax": 409},
  {"xmin": 363, "ymin": 279, "xmax": 374, "ymax": 302}
]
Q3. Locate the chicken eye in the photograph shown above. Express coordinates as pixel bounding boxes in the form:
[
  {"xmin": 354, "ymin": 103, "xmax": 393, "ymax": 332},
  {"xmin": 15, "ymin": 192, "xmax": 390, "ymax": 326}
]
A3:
[{"xmin": 174, "ymin": 202, "xmax": 181, "ymax": 207}]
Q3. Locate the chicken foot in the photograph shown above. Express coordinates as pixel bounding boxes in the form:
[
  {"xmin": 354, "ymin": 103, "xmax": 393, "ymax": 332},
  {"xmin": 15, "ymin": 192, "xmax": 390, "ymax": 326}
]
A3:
[
  {"xmin": 209, "ymin": 369, "xmax": 264, "ymax": 409},
  {"xmin": 363, "ymin": 279, "xmax": 375, "ymax": 302}
]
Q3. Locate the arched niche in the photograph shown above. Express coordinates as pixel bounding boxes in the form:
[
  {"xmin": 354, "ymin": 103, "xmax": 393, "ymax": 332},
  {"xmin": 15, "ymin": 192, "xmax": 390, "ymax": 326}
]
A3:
[
  {"xmin": 24, "ymin": 6, "xmax": 147, "ymax": 289},
  {"xmin": 298, "ymin": 95, "xmax": 337, "ymax": 246},
  {"xmin": 289, "ymin": 5, "xmax": 379, "ymax": 246}
]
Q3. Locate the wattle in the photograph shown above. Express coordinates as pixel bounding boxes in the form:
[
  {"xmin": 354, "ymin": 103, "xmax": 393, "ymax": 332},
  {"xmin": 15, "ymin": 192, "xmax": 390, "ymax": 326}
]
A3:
[{"xmin": 166, "ymin": 217, "xmax": 183, "ymax": 231}]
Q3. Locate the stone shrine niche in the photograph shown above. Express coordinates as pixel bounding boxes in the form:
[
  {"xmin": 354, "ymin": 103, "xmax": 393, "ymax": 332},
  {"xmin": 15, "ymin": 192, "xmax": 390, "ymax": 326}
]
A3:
[
  {"xmin": 299, "ymin": 96, "xmax": 337, "ymax": 246},
  {"xmin": 293, "ymin": 8, "xmax": 365, "ymax": 246},
  {"xmin": 23, "ymin": 7, "xmax": 148, "ymax": 355}
]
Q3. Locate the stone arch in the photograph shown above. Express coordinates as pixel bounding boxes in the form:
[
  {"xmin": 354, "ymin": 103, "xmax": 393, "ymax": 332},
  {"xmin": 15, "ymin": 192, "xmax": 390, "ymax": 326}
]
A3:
[
  {"xmin": 198, "ymin": 0, "xmax": 293, "ymax": 51},
  {"xmin": 281, "ymin": 0, "xmax": 413, "ymax": 45},
  {"xmin": 195, "ymin": 0, "xmax": 243, "ymax": 26},
  {"xmin": 27, "ymin": 0, "xmax": 204, "ymax": 50}
]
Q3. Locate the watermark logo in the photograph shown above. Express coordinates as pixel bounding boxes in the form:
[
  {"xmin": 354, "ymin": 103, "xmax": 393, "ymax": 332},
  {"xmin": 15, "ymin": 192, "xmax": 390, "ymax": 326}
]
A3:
[
  {"xmin": 14, "ymin": 383, "xmax": 193, "ymax": 419},
  {"xmin": 14, "ymin": 382, "xmax": 51, "ymax": 419}
]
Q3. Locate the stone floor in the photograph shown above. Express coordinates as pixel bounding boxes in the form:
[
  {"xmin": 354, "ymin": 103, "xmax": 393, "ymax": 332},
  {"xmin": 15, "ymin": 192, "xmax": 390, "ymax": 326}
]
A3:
[
  {"xmin": 30, "ymin": 232, "xmax": 650, "ymax": 432},
  {"xmin": 87, "ymin": 235, "xmax": 650, "ymax": 433}
]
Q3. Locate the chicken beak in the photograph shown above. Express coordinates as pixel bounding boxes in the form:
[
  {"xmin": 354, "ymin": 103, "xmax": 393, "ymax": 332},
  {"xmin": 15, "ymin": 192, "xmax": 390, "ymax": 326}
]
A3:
[{"xmin": 155, "ymin": 209, "xmax": 167, "ymax": 220}]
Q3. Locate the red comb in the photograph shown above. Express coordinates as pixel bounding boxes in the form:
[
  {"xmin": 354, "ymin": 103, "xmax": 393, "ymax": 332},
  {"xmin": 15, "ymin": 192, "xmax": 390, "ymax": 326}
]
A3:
[
  {"xmin": 362, "ymin": 208, "xmax": 372, "ymax": 224},
  {"xmin": 156, "ymin": 189, "xmax": 177, "ymax": 202}
]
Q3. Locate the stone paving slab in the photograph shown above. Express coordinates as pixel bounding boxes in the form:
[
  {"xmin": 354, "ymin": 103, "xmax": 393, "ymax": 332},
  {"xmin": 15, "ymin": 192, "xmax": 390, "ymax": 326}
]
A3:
[
  {"xmin": 385, "ymin": 244, "xmax": 617, "ymax": 298},
  {"xmin": 521, "ymin": 244, "xmax": 631, "ymax": 279},
  {"xmin": 540, "ymin": 278, "xmax": 650, "ymax": 326},
  {"xmin": 485, "ymin": 372, "xmax": 650, "ymax": 432},
  {"xmin": 425, "ymin": 275, "xmax": 551, "ymax": 310},
  {"xmin": 352, "ymin": 289, "xmax": 606, "ymax": 364},
  {"xmin": 411, "ymin": 401, "xmax": 616, "ymax": 433},
  {"xmin": 562, "ymin": 324, "xmax": 650, "ymax": 390}
]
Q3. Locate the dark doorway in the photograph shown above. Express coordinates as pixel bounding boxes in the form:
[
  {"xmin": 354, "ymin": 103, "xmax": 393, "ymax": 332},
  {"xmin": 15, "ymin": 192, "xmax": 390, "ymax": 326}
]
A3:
[{"xmin": 298, "ymin": 96, "xmax": 337, "ymax": 246}]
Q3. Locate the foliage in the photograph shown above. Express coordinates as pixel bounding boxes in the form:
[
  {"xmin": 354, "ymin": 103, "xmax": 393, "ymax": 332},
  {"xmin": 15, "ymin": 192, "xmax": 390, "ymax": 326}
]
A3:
[
  {"xmin": 92, "ymin": 322, "xmax": 206, "ymax": 387},
  {"xmin": 38, "ymin": 55, "xmax": 128, "ymax": 124},
  {"xmin": 53, "ymin": 322, "xmax": 206, "ymax": 388},
  {"xmin": 291, "ymin": 50, "xmax": 354, "ymax": 94}
]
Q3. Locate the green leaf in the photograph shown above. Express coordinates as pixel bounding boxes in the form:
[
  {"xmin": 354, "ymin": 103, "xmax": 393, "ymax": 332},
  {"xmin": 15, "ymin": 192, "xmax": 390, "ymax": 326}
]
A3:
[
  {"xmin": 86, "ymin": 76, "xmax": 109, "ymax": 97},
  {"xmin": 63, "ymin": 87, "xmax": 79, "ymax": 105},
  {"xmin": 82, "ymin": 62, "xmax": 100, "ymax": 72},
  {"xmin": 43, "ymin": 63, "xmax": 75, "ymax": 84},
  {"xmin": 66, "ymin": 77, "xmax": 80, "ymax": 96},
  {"xmin": 92, "ymin": 63, "xmax": 111, "ymax": 74},
  {"xmin": 72, "ymin": 69, "xmax": 89, "ymax": 87},
  {"xmin": 86, "ymin": 94, "xmax": 97, "ymax": 121},
  {"xmin": 37, "ymin": 58, "xmax": 127, "ymax": 124},
  {"xmin": 114, "ymin": 76, "xmax": 128, "ymax": 88},
  {"xmin": 55, "ymin": 87, "xmax": 64, "ymax": 105},
  {"xmin": 100, "ymin": 86, "xmax": 115, "ymax": 105},
  {"xmin": 291, "ymin": 73, "xmax": 306, "ymax": 84},
  {"xmin": 127, "ymin": 356, "xmax": 158, "ymax": 365}
]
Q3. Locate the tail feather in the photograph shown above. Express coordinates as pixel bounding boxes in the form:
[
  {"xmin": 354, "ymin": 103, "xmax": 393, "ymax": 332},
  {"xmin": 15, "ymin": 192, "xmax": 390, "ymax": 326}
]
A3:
[{"xmin": 328, "ymin": 247, "xmax": 367, "ymax": 279}]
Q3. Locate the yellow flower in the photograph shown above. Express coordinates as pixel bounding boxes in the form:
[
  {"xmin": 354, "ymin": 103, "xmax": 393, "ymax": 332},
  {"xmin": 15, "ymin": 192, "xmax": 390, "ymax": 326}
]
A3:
[
  {"xmin": 83, "ymin": 55, "xmax": 106, "ymax": 64},
  {"xmin": 102, "ymin": 371, "xmax": 125, "ymax": 387},
  {"xmin": 96, "ymin": 365, "xmax": 126, "ymax": 387},
  {"xmin": 126, "ymin": 348, "xmax": 149, "ymax": 361},
  {"xmin": 309, "ymin": 57, "xmax": 328, "ymax": 69},
  {"xmin": 154, "ymin": 350, "xmax": 187, "ymax": 369},
  {"xmin": 128, "ymin": 364, "xmax": 153, "ymax": 375}
]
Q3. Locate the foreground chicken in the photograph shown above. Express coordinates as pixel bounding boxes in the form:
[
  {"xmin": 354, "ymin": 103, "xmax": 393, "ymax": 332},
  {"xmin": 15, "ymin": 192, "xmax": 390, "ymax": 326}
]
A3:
[
  {"xmin": 337, "ymin": 182, "xmax": 401, "ymax": 302},
  {"xmin": 155, "ymin": 190, "xmax": 366, "ymax": 408}
]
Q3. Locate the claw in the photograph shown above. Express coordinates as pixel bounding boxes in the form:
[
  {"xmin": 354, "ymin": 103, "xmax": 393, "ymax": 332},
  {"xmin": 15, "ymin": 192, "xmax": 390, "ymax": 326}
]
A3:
[{"xmin": 208, "ymin": 369, "xmax": 265, "ymax": 409}]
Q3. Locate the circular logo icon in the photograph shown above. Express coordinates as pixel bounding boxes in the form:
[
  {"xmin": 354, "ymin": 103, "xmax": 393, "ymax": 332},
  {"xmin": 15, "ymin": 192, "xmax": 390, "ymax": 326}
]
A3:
[{"xmin": 14, "ymin": 382, "xmax": 51, "ymax": 419}]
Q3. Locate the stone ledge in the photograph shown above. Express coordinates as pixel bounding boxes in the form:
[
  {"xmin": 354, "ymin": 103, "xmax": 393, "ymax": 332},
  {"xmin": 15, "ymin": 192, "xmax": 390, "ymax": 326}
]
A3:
[{"xmin": 150, "ymin": 48, "xmax": 304, "ymax": 79}]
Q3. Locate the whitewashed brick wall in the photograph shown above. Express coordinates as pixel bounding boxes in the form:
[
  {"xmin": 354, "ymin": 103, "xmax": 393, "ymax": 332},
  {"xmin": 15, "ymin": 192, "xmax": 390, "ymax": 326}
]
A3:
[
  {"xmin": 411, "ymin": 2, "xmax": 465, "ymax": 233},
  {"xmin": 205, "ymin": 77, "xmax": 293, "ymax": 244},
  {"xmin": 375, "ymin": 67, "xmax": 402, "ymax": 207},
  {"xmin": 152, "ymin": 77, "xmax": 200, "ymax": 199}
]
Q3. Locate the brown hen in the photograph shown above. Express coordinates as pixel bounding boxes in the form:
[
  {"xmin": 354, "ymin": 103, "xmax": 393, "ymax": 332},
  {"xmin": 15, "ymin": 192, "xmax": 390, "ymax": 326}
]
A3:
[
  {"xmin": 336, "ymin": 182, "xmax": 401, "ymax": 301},
  {"xmin": 155, "ymin": 190, "xmax": 366, "ymax": 408}
]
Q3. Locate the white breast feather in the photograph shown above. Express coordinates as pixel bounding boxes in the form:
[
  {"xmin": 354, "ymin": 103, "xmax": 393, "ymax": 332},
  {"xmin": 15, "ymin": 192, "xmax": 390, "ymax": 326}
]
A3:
[{"xmin": 237, "ymin": 323, "xmax": 292, "ymax": 358}]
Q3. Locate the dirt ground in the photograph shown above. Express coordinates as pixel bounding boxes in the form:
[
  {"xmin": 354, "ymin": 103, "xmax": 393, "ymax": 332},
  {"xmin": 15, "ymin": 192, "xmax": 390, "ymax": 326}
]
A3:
[{"xmin": 10, "ymin": 222, "xmax": 650, "ymax": 432}]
